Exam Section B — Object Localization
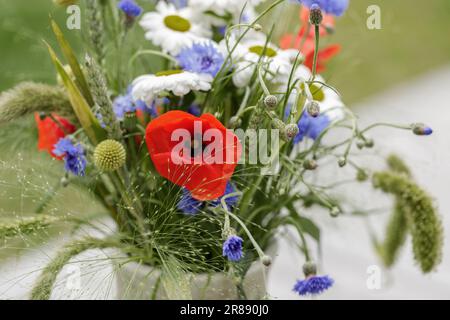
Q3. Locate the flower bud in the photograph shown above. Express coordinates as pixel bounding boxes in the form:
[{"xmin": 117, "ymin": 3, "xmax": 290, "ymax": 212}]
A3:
[
  {"xmin": 229, "ymin": 116, "xmax": 242, "ymax": 128},
  {"xmin": 94, "ymin": 139, "xmax": 126, "ymax": 172},
  {"xmin": 303, "ymin": 159, "xmax": 318, "ymax": 170},
  {"xmin": 253, "ymin": 24, "xmax": 263, "ymax": 32},
  {"xmin": 412, "ymin": 123, "xmax": 433, "ymax": 136},
  {"xmin": 356, "ymin": 169, "xmax": 369, "ymax": 182},
  {"xmin": 338, "ymin": 157, "xmax": 347, "ymax": 167},
  {"xmin": 306, "ymin": 101, "xmax": 320, "ymax": 118},
  {"xmin": 302, "ymin": 261, "xmax": 317, "ymax": 277},
  {"xmin": 60, "ymin": 176, "xmax": 70, "ymax": 188},
  {"xmin": 330, "ymin": 206, "xmax": 340, "ymax": 217},
  {"xmin": 364, "ymin": 139, "xmax": 374, "ymax": 148},
  {"xmin": 264, "ymin": 95, "xmax": 278, "ymax": 109},
  {"xmin": 356, "ymin": 140, "xmax": 365, "ymax": 149},
  {"xmin": 123, "ymin": 112, "xmax": 137, "ymax": 131},
  {"xmin": 262, "ymin": 255, "xmax": 272, "ymax": 266},
  {"xmin": 309, "ymin": 4, "xmax": 323, "ymax": 26},
  {"xmin": 285, "ymin": 124, "xmax": 299, "ymax": 140}
]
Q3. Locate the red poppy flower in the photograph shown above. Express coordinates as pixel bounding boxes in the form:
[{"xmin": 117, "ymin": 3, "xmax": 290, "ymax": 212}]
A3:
[
  {"xmin": 35, "ymin": 113, "xmax": 76, "ymax": 159},
  {"xmin": 279, "ymin": 7, "xmax": 340, "ymax": 73},
  {"xmin": 145, "ymin": 111, "xmax": 241, "ymax": 201}
]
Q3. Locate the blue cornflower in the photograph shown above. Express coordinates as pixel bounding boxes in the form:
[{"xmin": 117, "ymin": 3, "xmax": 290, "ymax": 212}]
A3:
[
  {"xmin": 177, "ymin": 188, "xmax": 204, "ymax": 215},
  {"xmin": 177, "ymin": 42, "xmax": 225, "ymax": 77},
  {"xmin": 187, "ymin": 104, "xmax": 201, "ymax": 117},
  {"xmin": 294, "ymin": 111, "xmax": 331, "ymax": 144},
  {"xmin": 211, "ymin": 182, "xmax": 239, "ymax": 209},
  {"xmin": 117, "ymin": 0, "xmax": 142, "ymax": 17},
  {"xmin": 168, "ymin": 0, "xmax": 187, "ymax": 8},
  {"xmin": 296, "ymin": 0, "xmax": 349, "ymax": 17},
  {"xmin": 223, "ymin": 235, "xmax": 244, "ymax": 262},
  {"xmin": 293, "ymin": 275, "xmax": 334, "ymax": 296},
  {"xmin": 177, "ymin": 182, "xmax": 239, "ymax": 215},
  {"xmin": 53, "ymin": 138, "xmax": 87, "ymax": 176},
  {"xmin": 114, "ymin": 87, "xmax": 155, "ymax": 120}
]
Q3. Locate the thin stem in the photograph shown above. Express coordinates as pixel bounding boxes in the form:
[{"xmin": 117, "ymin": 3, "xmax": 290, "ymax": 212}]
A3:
[{"xmin": 312, "ymin": 24, "xmax": 320, "ymax": 79}]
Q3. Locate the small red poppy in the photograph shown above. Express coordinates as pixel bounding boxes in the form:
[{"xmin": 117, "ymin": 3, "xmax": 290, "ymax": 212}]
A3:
[
  {"xmin": 279, "ymin": 7, "xmax": 340, "ymax": 73},
  {"xmin": 35, "ymin": 113, "xmax": 76, "ymax": 159},
  {"xmin": 145, "ymin": 111, "xmax": 241, "ymax": 201}
]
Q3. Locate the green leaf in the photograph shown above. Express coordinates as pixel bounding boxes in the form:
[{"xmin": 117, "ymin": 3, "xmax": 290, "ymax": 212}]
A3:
[
  {"xmin": 286, "ymin": 205, "xmax": 321, "ymax": 243},
  {"xmin": 45, "ymin": 42, "xmax": 106, "ymax": 144},
  {"xmin": 51, "ymin": 20, "xmax": 94, "ymax": 107}
]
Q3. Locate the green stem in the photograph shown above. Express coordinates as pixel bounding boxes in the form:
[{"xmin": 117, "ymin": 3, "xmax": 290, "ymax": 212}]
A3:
[{"xmin": 312, "ymin": 24, "xmax": 320, "ymax": 79}]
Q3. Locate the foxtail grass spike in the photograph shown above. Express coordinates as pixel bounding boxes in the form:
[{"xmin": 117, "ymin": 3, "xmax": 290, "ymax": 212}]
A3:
[
  {"xmin": 373, "ymin": 171, "xmax": 443, "ymax": 273},
  {"xmin": 85, "ymin": 55, "xmax": 122, "ymax": 139},
  {"xmin": 0, "ymin": 82, "xmax": 72, "ymax": 124}
]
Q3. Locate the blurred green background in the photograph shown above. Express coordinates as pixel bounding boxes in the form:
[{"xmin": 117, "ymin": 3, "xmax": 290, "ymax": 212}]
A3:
[{"xmin": 0, "ymin": 0, "xmax": 449, "ymax": 237}]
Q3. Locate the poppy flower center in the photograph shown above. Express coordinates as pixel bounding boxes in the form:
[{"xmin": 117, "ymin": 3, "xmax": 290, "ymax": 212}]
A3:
[
  {"xmin": 248, "ymin": 45, "xmax": 277, "ymax": 57},
  {"xmin": 164, "ymin": 15, "xmax": 191, "ymax": 32},
  {"xmin": 155, "ymin": 69, "xmax": 184, "ymax": 77}
]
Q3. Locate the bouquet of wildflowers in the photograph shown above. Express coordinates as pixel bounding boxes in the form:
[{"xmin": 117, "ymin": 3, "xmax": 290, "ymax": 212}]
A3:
[{"xmin": 0, "ymin": 0, "xmax": 443, "ymax": 300}]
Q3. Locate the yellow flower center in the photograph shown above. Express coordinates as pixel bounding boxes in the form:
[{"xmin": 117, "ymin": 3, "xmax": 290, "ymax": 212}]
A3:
[
  {"xmin": 248, "ymin": 45, "xmax": 277, "ymax": 58},
  {"xmin": 164, "ymin": 15, "xmax": 191, "ymax": 32},
  {"xmin": 155, "ymin": 69, "xmax": 184, "ymax": 77}
]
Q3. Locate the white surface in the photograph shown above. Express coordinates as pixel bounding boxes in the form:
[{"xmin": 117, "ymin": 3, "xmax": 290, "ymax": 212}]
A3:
[{"xmin": 1, "ymin": 67, "xmax": 450, "ymax": 300}]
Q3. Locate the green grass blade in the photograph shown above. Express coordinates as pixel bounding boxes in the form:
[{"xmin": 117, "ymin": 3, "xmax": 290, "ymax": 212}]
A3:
[
  {"xmin": 51, "ymin": 20, "xmax": 94, "ymax": 106},
  {"xmin": 45, "ymin": 42, "xmax": 106, "ymax": 144}
]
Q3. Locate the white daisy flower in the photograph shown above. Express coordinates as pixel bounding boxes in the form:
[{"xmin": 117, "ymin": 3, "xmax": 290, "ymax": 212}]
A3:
[
  {"xmin": 139, "ymin": 2, "xmax": 211, "ymax": 55},
  {"xmin": 222, "ymin": 34, "xmax": 302, "ymax": 88},
  {"xmin": 131, "ymin": 70, "xmax": 213, "ymax": 102}
]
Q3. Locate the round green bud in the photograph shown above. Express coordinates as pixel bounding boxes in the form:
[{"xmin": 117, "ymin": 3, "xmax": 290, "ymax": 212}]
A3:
[
  {"xmin": 229, "ymin": 116, "xmax": 242, "ymax": 128},
  {"xmin": 338, "ymin": 157, "xmax": 347, "ymax": 167},
  {"xmin": 330, "ymin": 206, "xmax": 341, "ymax": 218},
  {"xmin": 356, "ymin": 140, "xmax": 365, "ymax": 149},
  {"xmin": 303, "ymin": 159, "xmax": 318, "ymax": 170},
  {"xmin": 307, "ymin": 101, "xmax": 320, "ymax": 118},
  {"xmin": 262, "ymin": 255, "xmax": 272, "ymax": 266},
  {"xmin": 285, "ymin": 124, "xmax": 299, "ymax": 140},
  {"xmin": 60, "ymin": 176, "xmax": 70, "ymax": 188},
  {"xmin": 303, "ymin": 261, "xmax": 317, "ymax": 277},
  {"xmin": 253, "ymin": 24, "xmax": 263, "ymax": 32},
  {"xmin": 356, "ymin": 169, "xmax": 369, "ymax": 182},
  {"xmin": 94, "ymin": 139, "xmax": 126, "ymax": 172},
  {"xmin": 264, "ymin": 95, "xmax": 278, "ymax": 109},
  {"xmin": 365, "ymin": 139, "xmax": 374, "ymax": 148}
]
